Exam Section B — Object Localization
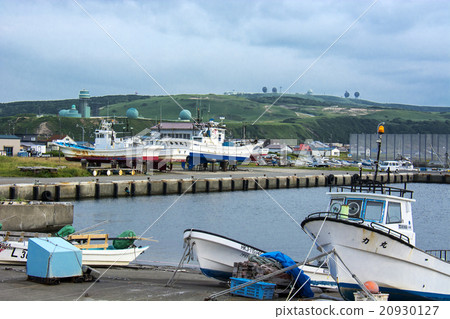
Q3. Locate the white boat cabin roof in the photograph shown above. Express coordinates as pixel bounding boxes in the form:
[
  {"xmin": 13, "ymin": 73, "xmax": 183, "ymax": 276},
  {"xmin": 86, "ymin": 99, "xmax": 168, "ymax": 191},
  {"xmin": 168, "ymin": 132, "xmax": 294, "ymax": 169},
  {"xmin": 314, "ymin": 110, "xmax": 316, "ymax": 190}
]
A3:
[{"xmin": 326, "ymin": 185, "xmax": 416, "ymax": 245}]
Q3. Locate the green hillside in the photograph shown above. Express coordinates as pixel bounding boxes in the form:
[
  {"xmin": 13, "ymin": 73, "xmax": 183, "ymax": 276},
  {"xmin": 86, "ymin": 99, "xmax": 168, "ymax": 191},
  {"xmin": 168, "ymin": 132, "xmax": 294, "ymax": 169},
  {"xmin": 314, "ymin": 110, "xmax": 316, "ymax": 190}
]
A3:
[{"xmin": 0, "ymin": 93, "xmax": 449, "ymax": 144}]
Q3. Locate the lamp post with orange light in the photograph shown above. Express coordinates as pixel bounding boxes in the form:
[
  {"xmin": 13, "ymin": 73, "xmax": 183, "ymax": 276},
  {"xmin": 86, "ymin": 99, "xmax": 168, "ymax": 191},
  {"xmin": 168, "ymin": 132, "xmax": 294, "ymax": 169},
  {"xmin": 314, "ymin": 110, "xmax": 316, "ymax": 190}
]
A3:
[{"xmin": 373, "ymin": 122, "xmax": 385, "ymax": 184}]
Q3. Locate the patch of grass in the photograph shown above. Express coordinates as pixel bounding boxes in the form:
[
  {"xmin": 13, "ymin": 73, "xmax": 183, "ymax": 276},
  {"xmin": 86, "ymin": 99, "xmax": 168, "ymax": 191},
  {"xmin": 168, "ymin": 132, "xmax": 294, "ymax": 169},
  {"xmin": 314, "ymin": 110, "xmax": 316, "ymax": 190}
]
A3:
[{"xmin": 0, "ymin": 156, "xmax": 91, "ymax": 177}]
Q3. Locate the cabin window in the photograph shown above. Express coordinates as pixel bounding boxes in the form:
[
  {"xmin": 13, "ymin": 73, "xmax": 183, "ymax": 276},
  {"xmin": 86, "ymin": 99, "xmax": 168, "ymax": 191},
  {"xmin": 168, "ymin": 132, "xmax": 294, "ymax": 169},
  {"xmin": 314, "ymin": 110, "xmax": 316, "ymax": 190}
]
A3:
[
  {"xmin": 345, "ymin": 199, "xmax": 363, "ymax": 218},
  {"xmin": 329, "ymin": 199, "xmax": 344, "ymax": 213},
  {"xmin": 363, "ymin": 200, "xmax": 384, "ymax": 222},
  {"xmin": 98, "ymin": 133, "xmax": 104, "ymax": 138},
  {"xmin": 386, "ymin": 202, "xmax": 402, "ymax": 224}
]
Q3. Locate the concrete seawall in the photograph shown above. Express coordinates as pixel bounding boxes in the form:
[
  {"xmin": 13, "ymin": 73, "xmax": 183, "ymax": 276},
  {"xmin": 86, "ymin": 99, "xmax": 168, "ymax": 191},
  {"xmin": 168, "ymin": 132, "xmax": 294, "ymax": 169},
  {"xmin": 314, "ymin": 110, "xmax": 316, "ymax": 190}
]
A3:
[
  {"xmin": 0, "ymin": 201, "xmax": 73, "ymax": 232},
  {"xmin": 1, "ymin": 172, "xmax": 447, "ymax": 201}
]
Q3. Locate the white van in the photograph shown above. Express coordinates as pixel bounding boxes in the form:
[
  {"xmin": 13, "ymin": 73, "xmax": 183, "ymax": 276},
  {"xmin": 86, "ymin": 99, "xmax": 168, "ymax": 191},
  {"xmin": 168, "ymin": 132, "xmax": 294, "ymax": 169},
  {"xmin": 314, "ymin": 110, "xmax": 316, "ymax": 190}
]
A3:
[{"xmin": 379, "ymin": 160, "xmax": 416, "ymax": 172}]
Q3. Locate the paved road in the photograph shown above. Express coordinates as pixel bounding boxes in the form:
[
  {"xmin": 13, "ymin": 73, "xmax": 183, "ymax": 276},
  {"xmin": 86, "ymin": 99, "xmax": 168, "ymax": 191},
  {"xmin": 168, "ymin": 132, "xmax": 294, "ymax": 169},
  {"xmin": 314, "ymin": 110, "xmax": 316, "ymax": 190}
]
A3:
[
  {"xmin": 0, "ymin": 264, "xmax": 338, "ymax": 301},
  {"xmin": 0, "ymin": 166, "xmax": 354, "ymax": 185}
]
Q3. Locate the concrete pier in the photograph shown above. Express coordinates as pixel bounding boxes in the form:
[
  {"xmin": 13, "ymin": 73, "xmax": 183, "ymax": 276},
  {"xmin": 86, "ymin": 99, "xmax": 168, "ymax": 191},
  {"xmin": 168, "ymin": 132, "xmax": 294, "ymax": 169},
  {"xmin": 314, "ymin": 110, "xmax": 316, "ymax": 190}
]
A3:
[
  {"xmin": 0, "ymin": 201, "xmax": 73, "ymax": 232},
  {"xmin": 0, "ymin": 171, "xmax": 447, "ymax": 201}
]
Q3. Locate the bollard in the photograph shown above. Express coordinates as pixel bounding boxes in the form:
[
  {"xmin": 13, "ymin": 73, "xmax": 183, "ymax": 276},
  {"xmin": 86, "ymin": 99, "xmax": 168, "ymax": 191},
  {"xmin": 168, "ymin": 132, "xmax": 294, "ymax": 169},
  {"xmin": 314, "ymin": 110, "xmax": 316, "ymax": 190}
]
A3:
[
  {"xmin": 113, "ymin": 183, "xmax": 118, "ymax": 198},
  {"xmin": 76, "ymin": 184, "xmax": 81, "ymax": 200},
  {"xmin": 147, "ymin": 181, "xmax": 152, "ymax": 196},
  {"xmin": 9, "ymin": 186, "xmax": 16, "ymax": 200},
  {"xmin": 55, "ymin": 185, "xmax": 61, "ymax": 202},
  {"xmin": 33, "ymin": 186, "xmax": 39, "ymax": 200},
  {"xmin": 130, "ymin": 182, "xmax": 135, "ymax": 196},
  {"xmin": 95, "ymin": 183, "xmax": 100, "ymax": 199}
]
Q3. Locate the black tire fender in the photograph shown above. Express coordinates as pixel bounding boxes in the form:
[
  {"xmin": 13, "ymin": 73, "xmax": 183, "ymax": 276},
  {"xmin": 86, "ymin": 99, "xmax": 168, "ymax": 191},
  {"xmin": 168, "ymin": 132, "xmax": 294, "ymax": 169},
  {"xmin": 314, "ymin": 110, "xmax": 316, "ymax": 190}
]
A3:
[{"xmin": 41, "ymin": 190, "xmax": 53, "ymax": 201}]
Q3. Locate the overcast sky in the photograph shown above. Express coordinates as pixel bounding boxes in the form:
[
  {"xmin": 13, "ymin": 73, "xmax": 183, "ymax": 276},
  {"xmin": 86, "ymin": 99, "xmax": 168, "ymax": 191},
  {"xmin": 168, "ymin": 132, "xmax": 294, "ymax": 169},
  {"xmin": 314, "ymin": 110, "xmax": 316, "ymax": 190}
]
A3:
[{"xmin": 1, "ymin": 0, "xmax": 449, "ymax": 106}]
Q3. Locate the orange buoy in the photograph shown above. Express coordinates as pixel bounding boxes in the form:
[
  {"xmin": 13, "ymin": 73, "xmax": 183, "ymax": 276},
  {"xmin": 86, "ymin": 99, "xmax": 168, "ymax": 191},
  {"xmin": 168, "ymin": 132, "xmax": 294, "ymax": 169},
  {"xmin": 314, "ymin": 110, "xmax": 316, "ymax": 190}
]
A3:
[{"xmin": 364, "ymin": 281, "xmax": 379, "ymax": 294}]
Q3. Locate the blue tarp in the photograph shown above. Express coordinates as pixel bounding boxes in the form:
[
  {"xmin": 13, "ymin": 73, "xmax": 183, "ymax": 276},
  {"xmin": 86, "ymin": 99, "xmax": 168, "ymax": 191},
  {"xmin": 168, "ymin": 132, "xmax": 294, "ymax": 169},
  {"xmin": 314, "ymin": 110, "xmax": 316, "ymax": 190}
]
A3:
[{"xmin": 261, "ymin": 251, "xmax": 314, "ymax": 298}]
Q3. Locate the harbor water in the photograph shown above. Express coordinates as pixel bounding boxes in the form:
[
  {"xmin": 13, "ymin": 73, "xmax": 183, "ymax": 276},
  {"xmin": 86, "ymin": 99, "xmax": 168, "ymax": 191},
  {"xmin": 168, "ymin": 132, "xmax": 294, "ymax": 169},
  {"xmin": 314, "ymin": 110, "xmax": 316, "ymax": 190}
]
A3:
[{"xmin": 73, "ymin": 183, "xmax": 449, "ymax": 266}]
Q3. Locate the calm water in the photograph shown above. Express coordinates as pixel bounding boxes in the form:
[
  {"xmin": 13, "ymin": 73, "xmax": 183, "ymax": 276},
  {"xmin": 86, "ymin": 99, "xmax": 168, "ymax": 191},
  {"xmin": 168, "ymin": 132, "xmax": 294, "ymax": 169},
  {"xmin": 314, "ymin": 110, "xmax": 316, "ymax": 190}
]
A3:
[{"xmin": 73, "ymin": 183, "xmax": 449, "ymax": 266}]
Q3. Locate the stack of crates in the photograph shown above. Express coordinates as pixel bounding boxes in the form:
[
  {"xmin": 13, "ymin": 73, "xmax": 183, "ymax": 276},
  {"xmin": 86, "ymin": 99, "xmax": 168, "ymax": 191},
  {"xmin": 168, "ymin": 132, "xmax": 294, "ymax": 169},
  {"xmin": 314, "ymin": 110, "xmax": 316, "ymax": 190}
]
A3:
[{"xmin": 230, "ymin": 277, "xmax": 276, "ymax": 300}]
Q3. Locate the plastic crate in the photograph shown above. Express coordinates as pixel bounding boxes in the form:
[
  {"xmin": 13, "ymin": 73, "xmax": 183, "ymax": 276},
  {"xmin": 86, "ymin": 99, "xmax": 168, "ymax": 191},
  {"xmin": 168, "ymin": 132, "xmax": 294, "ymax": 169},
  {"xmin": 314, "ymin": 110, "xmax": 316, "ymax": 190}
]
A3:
[
  {"xmin": 230, "ymin": 277, "xmax": 276, "ymax": 300},
  {"xmin": 353, "ymin": 291, "xmax": 389, "ymax": 301}
]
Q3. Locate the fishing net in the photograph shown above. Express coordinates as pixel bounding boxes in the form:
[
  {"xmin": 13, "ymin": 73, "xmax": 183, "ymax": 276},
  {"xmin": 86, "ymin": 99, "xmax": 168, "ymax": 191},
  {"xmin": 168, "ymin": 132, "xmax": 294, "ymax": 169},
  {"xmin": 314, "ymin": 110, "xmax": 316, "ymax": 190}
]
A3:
[
  {"xmin": 56, "ymin": 225, "xmax": 75, "ymax": 237},
  {"xmin": 113, "ymin": 230, "xmax": 136, "ymax": 249}
]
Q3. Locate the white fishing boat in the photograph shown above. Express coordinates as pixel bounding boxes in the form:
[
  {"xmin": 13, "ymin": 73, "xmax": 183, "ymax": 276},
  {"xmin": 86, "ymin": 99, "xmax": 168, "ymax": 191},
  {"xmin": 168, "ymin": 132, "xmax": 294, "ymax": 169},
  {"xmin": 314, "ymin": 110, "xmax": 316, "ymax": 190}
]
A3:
[
  {"xmin": 53, "ymin": 120, "xmax": 192, "ymax": 170},
  {"xmin": 183, "ymin": 229, "xmax": 336, "ymax": 289},
  {"xmin": 181, "ymin": 120, "xmax": 261, "ymax": 169},
  {"xmin": 301, "ymin": 124, "xmax": 450, "ymax": 301},
  {"xmin": 0, "ymin": 231, "xmax": 149, "ymax": 267},
  {"xmin": 77, "ymin": 245, "xmax": 149, "ymax": 266},
  {"xmin": 0, "ymin": 240, "xmax": 29, "ymax": 265},
  {"xmin": 53, "ymin": 120, "xmax": 154, "ymax": 163}
]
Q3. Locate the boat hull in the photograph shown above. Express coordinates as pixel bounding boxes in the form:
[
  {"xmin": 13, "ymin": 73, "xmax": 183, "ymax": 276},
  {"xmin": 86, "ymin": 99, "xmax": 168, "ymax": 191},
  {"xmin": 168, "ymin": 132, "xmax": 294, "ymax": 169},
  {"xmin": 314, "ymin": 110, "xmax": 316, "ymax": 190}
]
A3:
[
  {"xmin": 0, "ymin": 240, "xmax": 148, "ymax": 266},
  {"xmin": 183, "ymin": 229, "xmax": 336, "ymax": 289},
  {"xmin": 0, "ymin": 241, "xmax": 28, "ymax": 265},
  {"xmin": 80, "ymin": 246, "xmax": 149, "ymax": 266},
  {"xmin": 56, "ymin": 142, "xmax": 161, "ymax": 164},
  {"xmin": 301, "ymin": 217, "xmax": 450, "ymax": 301},
  {"xmin": 184, "ymin": 229, "xmax": 264, "ymax": 281}
]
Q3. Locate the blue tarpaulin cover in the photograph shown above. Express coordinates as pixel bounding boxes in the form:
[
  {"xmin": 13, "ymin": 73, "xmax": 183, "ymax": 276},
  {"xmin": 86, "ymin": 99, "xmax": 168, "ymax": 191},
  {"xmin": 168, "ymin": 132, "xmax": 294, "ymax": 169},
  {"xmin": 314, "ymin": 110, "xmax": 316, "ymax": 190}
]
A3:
[{"xmin": 261, "ymin": 251, "xmax": 314, "ymax": 298}]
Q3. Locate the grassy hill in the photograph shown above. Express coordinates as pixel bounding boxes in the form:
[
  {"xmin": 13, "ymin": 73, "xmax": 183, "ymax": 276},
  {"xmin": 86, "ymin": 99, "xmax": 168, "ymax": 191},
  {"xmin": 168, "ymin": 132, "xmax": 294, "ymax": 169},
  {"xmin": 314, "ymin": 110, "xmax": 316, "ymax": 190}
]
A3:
[{"xmin": 1, "ymin": 93, "xmax": 449, "ymax": 144}]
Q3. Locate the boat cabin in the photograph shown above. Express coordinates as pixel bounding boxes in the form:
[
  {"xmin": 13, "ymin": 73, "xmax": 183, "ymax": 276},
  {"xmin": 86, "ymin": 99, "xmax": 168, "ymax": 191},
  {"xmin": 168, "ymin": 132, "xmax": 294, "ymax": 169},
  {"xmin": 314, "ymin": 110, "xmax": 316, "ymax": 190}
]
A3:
[
  {"xmin": 191, "ymin": 121, "xmax": 226, "ymax": 146},
  {"xmin": 326, "ymin": 186, "xmax": 416, "ymax": 245}
]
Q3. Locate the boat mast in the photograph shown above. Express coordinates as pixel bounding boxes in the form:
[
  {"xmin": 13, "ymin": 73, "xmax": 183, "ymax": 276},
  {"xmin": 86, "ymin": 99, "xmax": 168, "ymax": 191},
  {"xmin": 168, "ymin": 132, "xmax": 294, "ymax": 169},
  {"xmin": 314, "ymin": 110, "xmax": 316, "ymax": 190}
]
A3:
[{"xmin": 373, "ymin": 122, "xmax": 385, "ymax": 187}]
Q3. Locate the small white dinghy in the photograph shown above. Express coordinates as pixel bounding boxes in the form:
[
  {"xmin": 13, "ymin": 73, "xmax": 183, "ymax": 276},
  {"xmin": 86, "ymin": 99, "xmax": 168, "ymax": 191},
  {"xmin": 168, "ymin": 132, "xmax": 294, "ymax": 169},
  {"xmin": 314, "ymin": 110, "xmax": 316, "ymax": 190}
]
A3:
[
  {"xmin": 0, "ymin": 231, "xmax": 149, "ymax": 267},
  {"xmin": 183, "ymin": 229, "xmax": 336, "ymax": 289}
]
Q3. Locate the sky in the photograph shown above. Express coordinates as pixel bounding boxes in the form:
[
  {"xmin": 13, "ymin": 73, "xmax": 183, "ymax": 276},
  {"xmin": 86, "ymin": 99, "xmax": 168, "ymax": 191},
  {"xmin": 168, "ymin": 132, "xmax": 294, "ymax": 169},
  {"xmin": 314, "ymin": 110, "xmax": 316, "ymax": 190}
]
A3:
[{"xmin": 1, "ymin": 0, "xmax": 449, "ymax": 106}]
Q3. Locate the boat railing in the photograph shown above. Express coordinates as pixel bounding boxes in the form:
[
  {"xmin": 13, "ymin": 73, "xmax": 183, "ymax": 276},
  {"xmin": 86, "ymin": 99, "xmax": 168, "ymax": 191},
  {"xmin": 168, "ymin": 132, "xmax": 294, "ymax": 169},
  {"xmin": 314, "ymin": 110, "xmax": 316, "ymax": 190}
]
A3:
[
  {"xmin": 425, "ymin": 249, "xmax": 450, "ymax": 262},
  {"xmin": 306, "ymin": 212, "xmax": 365, "ymax": 224},
  {"xmin": 0, "ymin": 231, "xmax": 52, "ymax": 242},
  {"xmin": 335, "ymin": 184, "xmax": 414, "ymax": 199},
  {"xmin": 369, "ymin": 222, "xmax": 410, "ymax": 244}
]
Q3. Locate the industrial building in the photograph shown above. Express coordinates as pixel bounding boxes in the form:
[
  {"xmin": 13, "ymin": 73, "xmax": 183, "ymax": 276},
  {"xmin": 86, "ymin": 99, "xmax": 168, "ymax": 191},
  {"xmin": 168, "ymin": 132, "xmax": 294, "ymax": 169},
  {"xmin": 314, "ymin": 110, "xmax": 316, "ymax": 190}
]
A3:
[
  {"xmin": 0, "ymin": 135, "xmax": 21, "ymax": 156},
  {"xmin": 59, "ymin": 89, "xmax": 91, "ymax": 118}
]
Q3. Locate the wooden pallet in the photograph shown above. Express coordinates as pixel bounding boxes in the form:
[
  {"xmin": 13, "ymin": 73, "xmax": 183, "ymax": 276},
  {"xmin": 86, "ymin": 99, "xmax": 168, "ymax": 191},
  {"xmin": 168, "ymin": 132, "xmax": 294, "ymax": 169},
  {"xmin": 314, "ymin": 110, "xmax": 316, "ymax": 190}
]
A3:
[{"xmin": 67, "ymin": 234, "xmax": 109, "ymax": 249}]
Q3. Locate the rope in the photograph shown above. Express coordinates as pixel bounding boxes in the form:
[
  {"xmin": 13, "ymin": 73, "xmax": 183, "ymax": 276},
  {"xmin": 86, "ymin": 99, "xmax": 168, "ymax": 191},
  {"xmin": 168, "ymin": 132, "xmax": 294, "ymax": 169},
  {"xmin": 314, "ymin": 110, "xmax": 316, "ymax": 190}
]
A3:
[
  {"xmin": 286, "ymin": 213, "xmax": 329, "ymax": 300},
  {"xmin": 165, "ymin": 240, "xmax": 192, "ymax": 287},
  {"xmin": 205, "ymin": 251, "xmax": 329, "ymax": 301},
  {"xmin": 301, "ymin": 221, "xmax": 377, "ymax": 301},
  {"xmin": 74, "ymin": 179, "xmax": 199, "ymax": 301}
]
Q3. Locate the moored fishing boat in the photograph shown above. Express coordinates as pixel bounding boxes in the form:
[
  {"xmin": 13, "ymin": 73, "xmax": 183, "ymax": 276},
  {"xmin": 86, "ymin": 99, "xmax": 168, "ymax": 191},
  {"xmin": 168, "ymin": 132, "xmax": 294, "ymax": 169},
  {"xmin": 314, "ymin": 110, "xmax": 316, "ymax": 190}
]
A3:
[
  {"xmin": 183, "ymin": 229, "xmax": 336, "ymax": 289},
  {"xmin": 0, "ymin": 231, "xmax": 149, "ymax": 266},
  {"xmin": 301, "ymin": 124, "xmax": 450, "ymax": 301}
]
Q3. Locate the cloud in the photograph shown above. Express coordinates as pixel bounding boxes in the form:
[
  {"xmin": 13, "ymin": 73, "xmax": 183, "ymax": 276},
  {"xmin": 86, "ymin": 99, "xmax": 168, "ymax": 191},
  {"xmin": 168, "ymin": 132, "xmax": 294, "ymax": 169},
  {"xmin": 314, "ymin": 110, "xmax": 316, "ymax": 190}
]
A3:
[{"xmin": 1, "ymin": 0, "xmax": 449, "ymax": 106}]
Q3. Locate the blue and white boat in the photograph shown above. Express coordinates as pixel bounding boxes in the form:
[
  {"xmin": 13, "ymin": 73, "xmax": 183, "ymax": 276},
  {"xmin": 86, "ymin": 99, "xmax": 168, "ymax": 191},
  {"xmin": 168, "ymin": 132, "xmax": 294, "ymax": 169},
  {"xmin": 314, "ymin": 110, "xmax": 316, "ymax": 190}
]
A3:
[
  {"xmin": 179, "ymin": 120, "xmax": 260, "ymax": 169},
  {"xmin": 183, "ymin": 229, "xmax": 337, "ymax": 290},
  {"xmin": 301, "ymin": 125, "xmax": 450, "ymax": 301}
]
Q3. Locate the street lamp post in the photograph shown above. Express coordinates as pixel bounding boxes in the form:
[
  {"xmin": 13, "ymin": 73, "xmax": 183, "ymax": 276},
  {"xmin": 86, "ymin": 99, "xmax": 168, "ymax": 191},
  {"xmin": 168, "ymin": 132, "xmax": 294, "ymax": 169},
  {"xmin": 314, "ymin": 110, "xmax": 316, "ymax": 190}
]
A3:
[
  {"xmin": 373, "ymin": 122, "xmax": 385, "ymax": 187},
  {"xmin": 76, "ymin": 124, "xmax": 85, "ymax": 142}
]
